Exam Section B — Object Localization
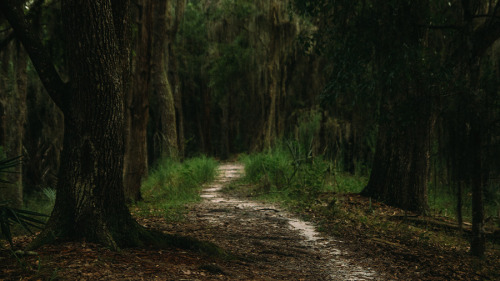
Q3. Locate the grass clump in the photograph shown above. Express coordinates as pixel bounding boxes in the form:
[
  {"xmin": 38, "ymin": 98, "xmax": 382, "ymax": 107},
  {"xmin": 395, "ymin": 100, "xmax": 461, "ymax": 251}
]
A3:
[
  {"xmin": 136, "ymin": 156, "xmax": 218, "ymax": 220},
  {"xmin": 239, "ymin": 142, "xmax": 334, "ymax": 210}
]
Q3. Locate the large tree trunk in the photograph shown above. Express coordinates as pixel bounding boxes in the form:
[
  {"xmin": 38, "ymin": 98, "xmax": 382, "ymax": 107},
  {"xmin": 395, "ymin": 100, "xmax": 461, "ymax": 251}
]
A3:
[
  {"xmin": 362, "ymin": 97, "xmax": 431, "ymax": 214},
  {"xmin": 361, "ymin": 1, "xmax": 431, "ymax": 215},
  {"xmin": 1, "ymin": 0, "xmax": 159, "ymax": 249},
  {"xmin": 150, "ymin": 0, "xmax": 178, "ymax": 162},
  {"xmin": 124, "ymin": 0, "xmax": 153, "ymax": 202},
  {"xmin": 38, "ymin": 0, "xmax": 137, "ymax": 249}
]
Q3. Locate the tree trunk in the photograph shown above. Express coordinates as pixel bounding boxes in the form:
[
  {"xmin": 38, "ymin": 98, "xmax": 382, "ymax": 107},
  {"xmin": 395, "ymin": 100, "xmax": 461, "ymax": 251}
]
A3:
[
  {"xmin": 470, "ymin": 121, "xmax": 485, "ymax": 258},
  {"xmin": 1, "ymin": 0, "xmax": 161, "ymax": 249},
  {"xmin": 43, "ymin": 0, "xmax": 131, "ymax": 248},
  {"xmin": 168, "ymin": 0, "xmax": 186, "ymax": 159},
  {"xmin": 264, "ymin": 62, "xmax": 278, "ymax": 150},
  {"xmin": 0, "ymin": 40, "xmax": 27, "ymax": 208},
  {"xmin": 362, "ymin": 85, "xmax": 431, "ymax": 215},
  {"xmin": 150, "ymin": 0, "xmax": 178, "ymax": 162},
  {"xmin": 360, "ymin": 1, "xmax": 431, "ymax": 215},
  {"xmin": 219, "ymin": 95, "xmax": 230, "ymax": 159},
  {"xmin": 170, "ymin": 45, "xmax": 185, "ymax": 159},
  {"xmin": 124, "ymin": 0, "xmax": 153, "ymax": 202}
]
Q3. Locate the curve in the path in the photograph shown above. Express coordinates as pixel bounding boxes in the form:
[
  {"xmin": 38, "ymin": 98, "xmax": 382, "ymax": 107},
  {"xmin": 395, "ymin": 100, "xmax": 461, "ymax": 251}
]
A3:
[{"xmin": 197, "ymin": 163, "xmax": 380, "ymax": 280}]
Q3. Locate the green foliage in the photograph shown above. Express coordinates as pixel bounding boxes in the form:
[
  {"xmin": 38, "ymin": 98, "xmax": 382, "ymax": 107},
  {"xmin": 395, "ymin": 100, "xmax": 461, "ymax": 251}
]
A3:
[
  {"xmin": 207, "ymin": 35, "xmax": 253, "ymax": 99},
  {"xmin": 22, "ymin": 188, "xmax": 56, "ymax": 219},
  {"xmin": 0, "ymin": 201, "xmax": 48, "ymax": 247},
  {"xmin": 294, "ymin": 109, "xmax": 322, "ymax": 155},
  {"xmin": 210, "ymin": 0, "xmax": 258, "ymax": 20},
  {"xmin": 428, "ymin": 182, "xmax": 500, "ymax": 221},
  {"xmin": 41, "ymin": 188, "xmax": 56, "ymax": 206},
  {"xmin": 177, "ymin": 1, "xmax": 209, "ymax": 80},
  {"xmin": 0, "ymin": 154, "xmax": 22, "ymax": 185},
  {"xmin": 330, "ymin": 173, "xmax": 367, "ymax": 194},
  {"xmin": 241, "ymin": 142, "xmax": 332, "ymax": 209},
  {"xmin": 137, "ymin": 156, "xmax": 218, "ymax": 220},
  {"xmin": 0, "ymin": 153, "xmax": 48, "ymax": 247}
]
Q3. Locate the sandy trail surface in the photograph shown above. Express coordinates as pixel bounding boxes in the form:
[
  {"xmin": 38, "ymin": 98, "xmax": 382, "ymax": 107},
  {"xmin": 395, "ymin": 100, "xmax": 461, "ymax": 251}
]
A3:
[{"xmin": 164, "ymin": 163, "xmax": 381, "ymax": 280}]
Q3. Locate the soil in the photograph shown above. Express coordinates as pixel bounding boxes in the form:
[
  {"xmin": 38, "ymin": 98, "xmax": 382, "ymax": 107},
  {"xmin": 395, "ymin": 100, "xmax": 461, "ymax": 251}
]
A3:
[{"xmin": 1, "ymin": 163, "xmax": 498, "ymax": 280}]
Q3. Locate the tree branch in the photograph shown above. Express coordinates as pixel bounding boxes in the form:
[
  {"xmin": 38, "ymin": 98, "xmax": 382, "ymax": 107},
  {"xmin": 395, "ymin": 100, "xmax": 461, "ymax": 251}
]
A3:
[
  {"xmin": 471, "ymin": 14, "xmax": 500, "ymax": 20},
  {"xmin": 461, "ymin": 0, "xmax": 472, "ymax": 21},
  {"xmin": 471, "ymin": 3, "xmax": 500, "ymax": 58},
  {"xmin": 0, "ymin": 0, "xmax": 67, "ymax": 110},
  {"xmin": 0, "ymin": 31, "xmax": 14, "ymax": 51},
  {"xmin": 419, "ymin": 24, "xmax": 463, "ymax": 30}
]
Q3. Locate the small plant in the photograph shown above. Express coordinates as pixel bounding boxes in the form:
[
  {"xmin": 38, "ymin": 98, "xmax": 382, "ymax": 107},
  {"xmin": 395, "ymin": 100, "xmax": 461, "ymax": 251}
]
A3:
[
  {"xmin": 0, "ymin": 155, "xmax": 48, "ymax": 248},
  {"xmin": 0, "ymin": 155, "xmax": 22, "ymax": 184},
  {"xmin": 0, "ymin": 200, "xmax": 48, "ymax": 247},
  {"xmin": 41, "ymin": 188, "xmax": 57, "ymax": 206}
]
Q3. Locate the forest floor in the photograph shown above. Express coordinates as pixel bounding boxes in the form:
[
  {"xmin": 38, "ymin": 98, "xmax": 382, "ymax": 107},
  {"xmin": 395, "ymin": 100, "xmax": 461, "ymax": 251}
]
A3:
[{"xmin": 1, "ymin": 163, "xmax": 499, "ymax": 280}]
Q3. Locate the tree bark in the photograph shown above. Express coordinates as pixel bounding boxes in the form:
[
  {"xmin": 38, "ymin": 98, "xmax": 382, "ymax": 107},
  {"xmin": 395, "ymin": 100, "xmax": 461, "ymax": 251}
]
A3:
[
  {"xmin": 0, "ymin": 40, "xmax": 27, "ymax": 208},
  {"xmin": 264, "ymin": 61, "xmax": 278, "ymax": 150},
  {"xmin": 362, "ymin": 101, "xmax": 431, "ymax": 215},
  {"xmin": 361, "ymin": 1, "xmax": 431, "ymax": 215},
  {"xmin": 150, "ymin": 0, "xmax": 178, "ymax": 162},
  {"xmin": 2, "ymin": 0, "xmax": 159, "ymax": 249},
  {"xmin": 35, "ymin": 0, "xmax": 141, "ymax": 249},
  {"xmin": 470, "ymin": 120, "xmax": 485, "ymax": 258},
  {"xmin": 0, "ymin": 1, "xmax": 66, "ymax": 109},
  {"xmin": 124, "ymin": 0, "xmax": 153, "ymax": 202},
  {"xmin": 168, "ymin": 0, "xmax": 186, "ymax": 159},
  {"xmin": 450, "ymin": 1, "xmax": 500, "ymax": 257}
]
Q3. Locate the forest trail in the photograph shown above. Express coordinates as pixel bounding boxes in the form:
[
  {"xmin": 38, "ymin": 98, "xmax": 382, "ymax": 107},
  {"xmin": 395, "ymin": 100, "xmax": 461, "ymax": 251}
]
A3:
[
  {"xmin": 169, "ymin": 162, "xmax": 380, "ymax": 280},
  {"xmin": 0, "ymin": 163, "xmax": 383, "ymax": 280}
]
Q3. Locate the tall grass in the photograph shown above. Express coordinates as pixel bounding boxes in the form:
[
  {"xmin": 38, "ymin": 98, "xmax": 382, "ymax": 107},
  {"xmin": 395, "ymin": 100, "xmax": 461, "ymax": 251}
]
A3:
[
  {"xmin": 137, "ymin": 156, "xmax": 218, "ymax": 220},
  {"xmin": 240, "ymin": 143, "xmax": 334, "ymax": 210}
]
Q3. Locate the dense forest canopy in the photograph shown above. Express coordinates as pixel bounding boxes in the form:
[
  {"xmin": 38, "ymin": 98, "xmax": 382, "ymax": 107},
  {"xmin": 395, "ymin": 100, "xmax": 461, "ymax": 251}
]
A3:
[{"xmin": 0, "ymin": 0, "xmax": 498, "ymax": 258}]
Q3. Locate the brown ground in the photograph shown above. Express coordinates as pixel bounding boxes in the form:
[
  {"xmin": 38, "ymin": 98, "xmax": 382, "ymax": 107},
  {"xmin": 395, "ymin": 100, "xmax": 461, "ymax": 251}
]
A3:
[{"xmin": 1, "ymin": 163, "xmax": 498, "ymax": 280}]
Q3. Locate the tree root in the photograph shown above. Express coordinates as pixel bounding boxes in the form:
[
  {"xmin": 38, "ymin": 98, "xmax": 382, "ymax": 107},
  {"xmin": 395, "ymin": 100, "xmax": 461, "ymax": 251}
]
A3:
[{"xmin": 26, "ymin": 222, "xmax": 232, "ymax": 260}]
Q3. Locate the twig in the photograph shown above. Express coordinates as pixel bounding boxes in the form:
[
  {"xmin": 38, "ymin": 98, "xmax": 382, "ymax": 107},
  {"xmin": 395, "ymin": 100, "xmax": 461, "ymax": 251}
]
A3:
[{"xmin": 256, "ymin": 208, "xmax": 280, "ymax": 212}]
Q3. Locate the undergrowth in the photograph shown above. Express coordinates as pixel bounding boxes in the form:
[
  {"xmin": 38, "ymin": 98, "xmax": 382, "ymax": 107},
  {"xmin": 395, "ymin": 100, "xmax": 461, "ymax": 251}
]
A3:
[
  {"xmin": 229, "ymin": 148, "xmax": 499, "ymax": 279},
  {"xmin": 135, "ymin": 156, "xmax": 218, "ymax": 221},
  {"xmin": 239, "ymin": 143, "xmax": 335, "ymax": 211}
]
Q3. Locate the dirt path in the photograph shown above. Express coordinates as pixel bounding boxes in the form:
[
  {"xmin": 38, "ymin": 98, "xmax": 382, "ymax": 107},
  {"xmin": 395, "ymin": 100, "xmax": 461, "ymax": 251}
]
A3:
[
  {"xmin": 2, "ymin": 163, "xmax": 497, "ymax": 280},
  {"xmin": 0, "ymin": 163, "xmax": 382, "ymax": 280},
  {"xmin": 169, "ymin": 163, "xmax": 381, "ymax": 280}
]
